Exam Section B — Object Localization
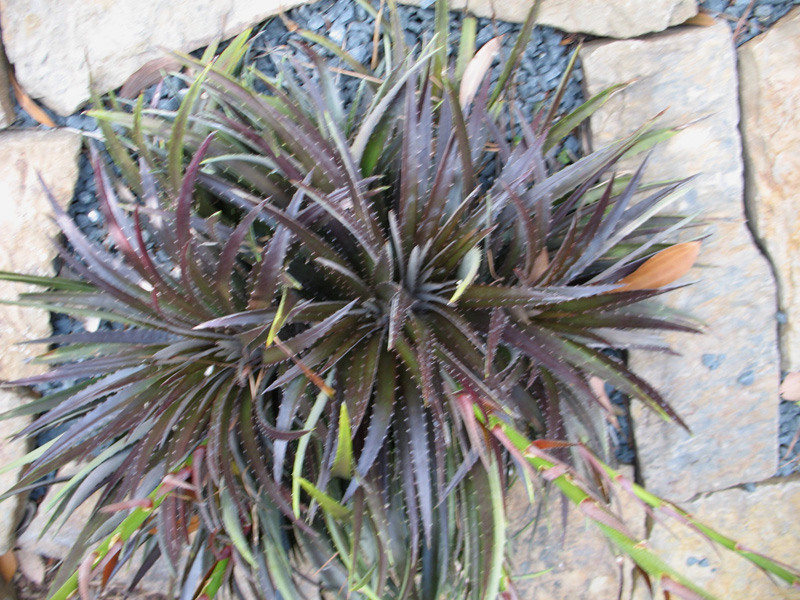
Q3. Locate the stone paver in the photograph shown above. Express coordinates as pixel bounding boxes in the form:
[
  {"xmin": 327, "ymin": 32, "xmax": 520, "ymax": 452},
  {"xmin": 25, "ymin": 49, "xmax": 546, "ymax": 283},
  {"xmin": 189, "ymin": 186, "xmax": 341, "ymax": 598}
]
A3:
[
  {"xmin": 17, "ymin": 463, "xmax": 174, "ymax": 596},
  {"xmin": 398, "ymin": 0, "xmax": 696, "ymax": 37},
  {"xmin": 0, "ymin": 0, "xmax": 310, "ymax": 116},
  {"xmin": 643, "ymin": 479, "xmax": 800, "ymax": 599},
  {"xmin": 508, "ymin": 468, "xmax": 645, "ymax": 599},
  {"xmin": 581, "ymin": 22, "xmax": 780, "ymax": 500},
  {"xmin": 740, "ymin": 7, "xmax": 800, "ymax": 372},
  {"xmin": 0, "ymin": 129, "xmax": 81, "ymax": 554},
  {"xmin": 0, "ymin": 41, "xmax": 14, "ymax": 128}
]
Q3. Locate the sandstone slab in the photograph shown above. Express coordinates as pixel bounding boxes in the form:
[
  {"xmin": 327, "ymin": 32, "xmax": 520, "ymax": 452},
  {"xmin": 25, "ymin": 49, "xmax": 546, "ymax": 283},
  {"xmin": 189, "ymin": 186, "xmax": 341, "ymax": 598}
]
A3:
[
  {"xmin": 507, "ymin": 468, "xmax": 646, "ymax": 599},
  {"xmin": 0, "ymin": 0, "xmax": 311, "ymax": 116},
  {"xmin": 399, "ymin": 0, "xmax": 697, "ymax": 38},
  {"xmin": 644, "ymin": 480, "xmax": 800, "ymax": 599},
  {"xmin": 17, "ymin": 469, "xmax": 175, "ymax": 596},
  {"xmin": 740, "ymin": 7, "xmax": 800, "ymax": 372},
  {"xmin": 581, "ymin": 23, "xmax": 779, "ymax": 500},
  {"xmin": 0, "ymin": 129, "xmax": 81, "ymax": 554},
  {"xmin": 19, "ymin": 465, "xmax": 176, "ymax": 597},
  {"xmin": 0, "ymin": 40, "xmax": 14, "ymax": 128}
]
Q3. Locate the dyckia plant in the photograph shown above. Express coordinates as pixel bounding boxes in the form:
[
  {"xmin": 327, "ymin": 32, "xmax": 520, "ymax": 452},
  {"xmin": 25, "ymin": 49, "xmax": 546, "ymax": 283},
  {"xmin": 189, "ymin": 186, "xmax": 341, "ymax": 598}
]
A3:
[{"xmin": 2, "ymin": 2, "xmax": 799, "ymax": 599}]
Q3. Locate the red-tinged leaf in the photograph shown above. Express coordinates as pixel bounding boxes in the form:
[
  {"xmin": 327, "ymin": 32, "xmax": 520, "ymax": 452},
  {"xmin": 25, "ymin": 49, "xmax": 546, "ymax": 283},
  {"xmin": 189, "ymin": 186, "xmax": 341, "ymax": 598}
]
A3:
[
  {"xmin": 660, "ymin": 575, "xmax": 707, "ymax": 600},
  {"xmin": 78, "ymin": 551, "xmax": 97, "ymax": 600},
  {"xmin": 780, "ymin": 372, "xmax": 800, "ymax": 401},
  {"xmin": 532, "ymin": 440, "xmax": 574, "ymax": 450},
  {"xmin": 614, "ymin": 242, "xmax": 701, "ymax": 292},
  {"xmin": 177, "ymin": 134, "xmax": 215, "ymax": 248},
  {"xmin": 589, "ymin": 376, "xmax": 618, "ymax": 427},
  {"xmin": 345, "ymin": 349, "xmax": 395, "ymax": 502},
  {"xmin": 405, "ymin": 390, "xmax": 434, "ymax": 546},
  {"xmin": 541, "ymin": 464, "xmax": 569, "ymax": 481},
  {"xmin": 459, "ymin": 36, "xmax": 502, "ymax": 108},
  {"xmin": 341, "ymin": 333, "xmax": 383, "ymax": 431},
  {"xmin": 578, "ymin": 498, "xmax": 633, "ymax": 539},
  {"xmin": 119, "ymin": 57, "xmax": 181, "ymax": 98},
  {"xmin": 97, "ymin": 541, "xmax": 122, "ymax": 589},
  {"xmin": 161, "ymin": 473, "xmax": 197, "ymax": 494},
  {"xmin": 215, "ymin": 199, "xmax": 268, "ymax": 307},
  {"xmin": 200, "ymin": 174, "xmax": 347, "ymax": 266}
]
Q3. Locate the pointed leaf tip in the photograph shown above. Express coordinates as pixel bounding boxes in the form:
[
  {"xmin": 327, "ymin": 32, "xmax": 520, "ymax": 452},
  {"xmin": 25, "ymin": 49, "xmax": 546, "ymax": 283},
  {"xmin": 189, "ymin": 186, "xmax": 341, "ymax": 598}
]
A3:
[{"xmin": 614, "ymin": 241, "xmax": 701, "ymax": 292}]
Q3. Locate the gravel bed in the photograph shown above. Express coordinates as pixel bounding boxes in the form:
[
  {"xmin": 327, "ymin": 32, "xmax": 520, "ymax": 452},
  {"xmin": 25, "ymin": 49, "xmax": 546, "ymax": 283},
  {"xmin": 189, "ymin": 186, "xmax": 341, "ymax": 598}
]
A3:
[{"xmin": 698, "ymin": 0, "xmax": 800, "ymax": 44}]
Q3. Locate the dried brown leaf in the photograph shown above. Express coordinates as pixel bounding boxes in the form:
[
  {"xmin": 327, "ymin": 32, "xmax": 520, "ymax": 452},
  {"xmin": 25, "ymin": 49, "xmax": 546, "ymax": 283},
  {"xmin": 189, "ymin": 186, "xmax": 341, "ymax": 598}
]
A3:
[
  {"xmin": 589, "ymin": 376, "xmax": 618, "ymax": 428},
  {"xmin": 459, "ymin": 36, "xmax": 502, "ymax": 108},
  {"xmin": 683, "ymin": 13, "xmax": 717, "ymax": 27},
  {"xmin": 780, "ymin": 372, "xmax": 800, "ymax": 401},
  {"xmin": 119, "ymin": 57, "xmax": 181, "ymax": 99},
  {"xmin": 531, "ymin": 248, "xmax": 549, "ymax": 281},
  {"xmin": 0, "ymin": 551, "xmax": 16, "ymax": 583},
  {"xmin": 10, "ymin": 73, "xmax": 56, "ymax": 128},
  {"xmin": 279, "ymin": 13, "xmax": 300, "ymax": 32},
  {"xmin": 615, "ymin": 241, "xmax": 701, "ymax": 292}
]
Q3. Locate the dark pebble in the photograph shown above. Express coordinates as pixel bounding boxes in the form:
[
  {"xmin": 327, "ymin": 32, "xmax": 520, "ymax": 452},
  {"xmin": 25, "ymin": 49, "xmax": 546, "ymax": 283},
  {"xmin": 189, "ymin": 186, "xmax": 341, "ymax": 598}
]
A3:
[
  {"xmin": 701, "ymin": 353, "xmax": 725, "ymax": 370},
  {"xmin": 737, "ymin": 369, "xmax": 755, "ymax": 386}
]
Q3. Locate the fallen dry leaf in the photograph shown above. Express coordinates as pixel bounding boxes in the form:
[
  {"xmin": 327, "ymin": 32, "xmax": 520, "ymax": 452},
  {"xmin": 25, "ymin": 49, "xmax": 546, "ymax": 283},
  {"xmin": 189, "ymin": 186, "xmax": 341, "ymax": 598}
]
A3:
[
  {"xmin": 530, "ymin": 248, "xmax": 549, "ymax": 281},
  {"xmin": 615, "ymin": 241, "xmax": 701, "ymax": 292},
  {"xmin": 780, "ymin": 372, "xmax": 800, "ymax": 401},
  {"xmin": 119, "ymin": 57, "xmax": 181, "ymax": 99},
  {"xmin": 10, "ymin": 72, "xmax": 56, "ymax": 128},
  {"xmin": 683, "ymin": 13, "xmax": 717, "ymax": 27},
  {"xmin": 589, "ymin": 376, "xmax": 618, "ymax": 428},
  {"xmin": 0, "ymin": 550, "xmax": 17, "ymax": 584},
  {"xmin": 459, "ymin": 36, "xmax": 502, "ymax": 108}
]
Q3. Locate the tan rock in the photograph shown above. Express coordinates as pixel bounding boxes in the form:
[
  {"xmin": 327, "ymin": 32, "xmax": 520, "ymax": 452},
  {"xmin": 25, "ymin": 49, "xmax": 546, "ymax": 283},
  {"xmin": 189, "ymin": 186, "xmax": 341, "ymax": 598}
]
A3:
[
  {"xmin": 17, "ymin": 465, "xmax": 175, "ymax": 596},
  {"xmin": 644, "ymin": 479, "xmax": 800, "ymax": 599},
  {"xmin": 0, "ymin": 0, "xmax": 311, "ymax": 116},
  {"xmin": 740, "ymin": 7, "xmax": 800, "ymax": 372},
  {"xmin": 0, "ymin": 129, "xmax": 81, "ymax": 554},
  {"xmin": 0, "ymin": 41, "xmax": 15, "ymax": 128},
  {"xmin": 507, "ymin": 467, "xmax": 647, "ymax": 599},
  {"xmin": 581, "ymin": 23, "xmax": 780, "ymax": 501},
  {"xmin": 398, "ymin": 0, "xmax": 697, "ymax": 37}
]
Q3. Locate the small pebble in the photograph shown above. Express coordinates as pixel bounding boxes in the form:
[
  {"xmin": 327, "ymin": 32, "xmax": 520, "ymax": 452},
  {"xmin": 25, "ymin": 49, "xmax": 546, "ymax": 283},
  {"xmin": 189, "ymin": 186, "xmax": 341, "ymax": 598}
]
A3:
[
  {"xmin": 701, "ymin": 353, "xmax": 725, "ymax": 370},
  {"xmin": 737, "ymin": 369, "xmax": 755, "ymax": 386}
]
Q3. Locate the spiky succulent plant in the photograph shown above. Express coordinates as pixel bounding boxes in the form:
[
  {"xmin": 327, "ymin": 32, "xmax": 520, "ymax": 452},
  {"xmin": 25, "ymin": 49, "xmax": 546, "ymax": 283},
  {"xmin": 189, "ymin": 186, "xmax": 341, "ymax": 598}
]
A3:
[{"xmin": 3, "ymin": 3, "xmax": 800, "ymax": 600}]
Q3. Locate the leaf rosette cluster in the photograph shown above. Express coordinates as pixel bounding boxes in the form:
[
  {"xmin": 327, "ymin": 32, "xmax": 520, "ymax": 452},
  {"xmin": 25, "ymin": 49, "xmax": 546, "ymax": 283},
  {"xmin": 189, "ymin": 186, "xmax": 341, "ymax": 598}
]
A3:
[{"xmin": 8, "ymin": 4, "xmax": 779, "ymax": 600}]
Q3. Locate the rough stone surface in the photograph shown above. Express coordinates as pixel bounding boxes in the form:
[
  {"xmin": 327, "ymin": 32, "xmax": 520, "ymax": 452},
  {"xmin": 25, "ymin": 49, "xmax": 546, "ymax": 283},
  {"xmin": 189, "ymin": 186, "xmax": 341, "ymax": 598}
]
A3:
[
  {"xmin": 0, "ymin": 129, "xmax": 81, "ymax": 554},
  {"xmin": 0, "ymin": 41, "xmax": 14, "ymax": 128},
  {"xmin": 507, "ymin": 467, "xmax": 646, "ymax": 599},
  {"xmin": 0, "ymin": 0, "xmax": 311, "ymax": 116},
  {"xmin": 740, "ymin": 7, "xmax": 800, "ymax": 372},
  {"xmin": 581, "ymin": 23, "xmax": 780, "ymax": 501},
  {"xmin": 398, "ymin": 0, "xmax": 697, "ymax": 37},
  {"xmin": 643, "ymin": 479, "xmax": 800, "ymax": 599},
  {"xmin": 17, "ymin": 464, "xmax": 175, "ymax": 596}
]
